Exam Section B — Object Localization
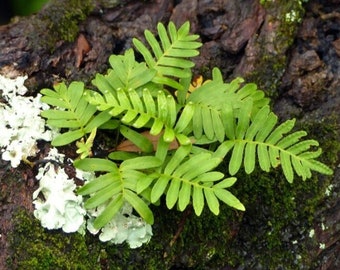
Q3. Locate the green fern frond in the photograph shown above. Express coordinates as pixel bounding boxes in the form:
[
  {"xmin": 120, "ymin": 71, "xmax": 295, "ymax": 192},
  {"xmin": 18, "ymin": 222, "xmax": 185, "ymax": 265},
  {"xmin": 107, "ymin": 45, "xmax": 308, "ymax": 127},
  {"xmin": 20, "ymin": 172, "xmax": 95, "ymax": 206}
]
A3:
[
  {"xmin": 192, "ymin": 103, "xmax": 225, "ymax": 142},
  {"xmin": 76, "ymin": 156, "xmax": 162, "ymax": 229},
  {"xmin": 184, "ymin": 79, "xmax": 231, "ymax": 142},
  {"xmin": 223, "ymin": 105, "xmax": 333, "ymax": 182},
  {"xmin": 187, "ymin": 79, "xmax": 229, "ymax": 109},
  {"xmin": 186, "ymin": 71, "xmax": 270, "ymax": 143},
  {"xmin": 92, "ymin": 49, "xmax": 156, "ymax": 95},
  {"xmin": 137, "ymin": 145, "xmax": 245, "ymax": 216},
  {"xmin": 40, "ymin": 82, "xmax": 111, "ymax": 146},
  {"xmin": 76, "ymin": 127, "xmax": 97, "ymax": 159},
  {"xmin": 187, "ymin": 72, "xmax": 269, "ymax": 113},
  {"xmin": 133, "ymin": 21, "xmax": 202, "ymax": 90},
  {"xmin": 84, "ymin": 87, "xmax": 194, "ymax": 145}
]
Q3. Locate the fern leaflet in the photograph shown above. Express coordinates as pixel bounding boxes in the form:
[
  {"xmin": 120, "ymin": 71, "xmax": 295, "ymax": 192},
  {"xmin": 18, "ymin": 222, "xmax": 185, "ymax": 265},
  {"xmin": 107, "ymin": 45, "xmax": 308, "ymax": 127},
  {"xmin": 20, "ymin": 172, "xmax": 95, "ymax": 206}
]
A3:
[
  {"xmin": 76, "ymin": 156, "xmax": 162, "ymax": 228},
  {"xmin": 40, "ymin": 82, "xmax": 112, "ymax": 146}
]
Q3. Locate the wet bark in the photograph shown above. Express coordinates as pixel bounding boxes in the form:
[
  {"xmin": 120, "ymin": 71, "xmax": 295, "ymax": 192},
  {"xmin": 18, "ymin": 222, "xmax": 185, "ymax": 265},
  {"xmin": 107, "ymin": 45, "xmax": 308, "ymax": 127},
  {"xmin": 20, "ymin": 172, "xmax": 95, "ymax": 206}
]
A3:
[{"xmin": 0, "ymin": 0, "xmax": 339, "ymax": 269}]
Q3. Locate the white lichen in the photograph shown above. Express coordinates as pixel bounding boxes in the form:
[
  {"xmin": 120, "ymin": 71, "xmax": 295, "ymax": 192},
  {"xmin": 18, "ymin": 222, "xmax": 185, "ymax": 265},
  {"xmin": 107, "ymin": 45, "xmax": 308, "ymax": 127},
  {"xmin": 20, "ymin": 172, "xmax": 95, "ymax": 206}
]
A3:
[
  {"xmin": 324, "ymin": 184, "xmax": 334, "ymax": 196},
  {"xmin": 0, "ymin": 74, "xmax": 55, "ymax": 167},
  {"xmin": 87, "ymin": 202, "xmax": 153, "ymax": 249},
  {"xmin": 284, "ymin": 9, "xmax": 303, "ymax": 23},
  {"xmin": 33, "ymin": 148, "xmax": 87, "ymax": 233},
  {"xmin": 319, "ymin": 243, "xmax": 326, "ymax": 250}
]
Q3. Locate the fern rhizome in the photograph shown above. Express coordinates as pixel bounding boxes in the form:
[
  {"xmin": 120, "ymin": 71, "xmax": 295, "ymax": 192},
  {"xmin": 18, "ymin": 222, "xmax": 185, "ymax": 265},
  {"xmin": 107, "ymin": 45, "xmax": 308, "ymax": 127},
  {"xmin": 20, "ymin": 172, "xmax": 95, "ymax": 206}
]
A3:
[{"xmin": 40, "ymin": 21, "xmax": 333, "ymax": 230}]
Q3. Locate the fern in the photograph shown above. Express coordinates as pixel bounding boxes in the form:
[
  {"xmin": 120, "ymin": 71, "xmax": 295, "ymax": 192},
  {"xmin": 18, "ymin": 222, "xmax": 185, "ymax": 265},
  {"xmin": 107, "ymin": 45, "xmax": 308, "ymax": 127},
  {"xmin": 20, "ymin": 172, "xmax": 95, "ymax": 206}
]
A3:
[
  {"xmin": 133, "ymin": 21, "xmax": 202, "ymax": 90},
  {"xmin": 222, "ymin": 104, "xmax": 333, "ymax": 182},
  {"xmin": 40, "ymin": 82, "xmax": 112, "ymax": 146},
  {"xmin": 186, "ymin": 69, "xmax": 270, "ymax": 143},
  {"xmin": 76, "ymin": 128, "xmax": 97, "ymax": 159},
  {"xmin": 84, "ymin": 86, "xmax": 193, "ymax": 145},
  {"xmin": 92, "ymin": 49, "xmax": 157, "ymax": 94},
  {"xmin": 75, "ymin": 156, "xmax": 161, "ymax": 228},
  {"xmin": 39, "ymin": 21, "xmax": 333, "ymax": 233},
  {"xmin": 137, "ymin": 144, "xmax": 245, "ymax": 216}
]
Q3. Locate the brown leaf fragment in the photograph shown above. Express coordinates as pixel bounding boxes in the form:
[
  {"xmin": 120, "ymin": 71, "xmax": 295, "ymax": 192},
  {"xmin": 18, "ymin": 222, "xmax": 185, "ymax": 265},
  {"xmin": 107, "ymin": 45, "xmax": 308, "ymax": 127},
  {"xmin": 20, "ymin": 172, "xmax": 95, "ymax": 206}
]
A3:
[
  {"xmin": 332, "ymin": 38, "xmax": 340, "ymax": 57},
  {"xmin": 74, "ymin": 34, "xmax": 91, "ymax": 68}
]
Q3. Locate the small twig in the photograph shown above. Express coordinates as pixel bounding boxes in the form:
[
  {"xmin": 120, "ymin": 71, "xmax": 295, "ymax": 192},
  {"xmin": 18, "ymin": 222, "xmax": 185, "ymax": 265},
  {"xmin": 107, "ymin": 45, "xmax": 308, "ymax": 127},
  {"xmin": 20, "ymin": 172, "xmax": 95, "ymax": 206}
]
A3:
[{"xmin": 320, "ymin": 11, "xmax": 340, "ymax": 20}]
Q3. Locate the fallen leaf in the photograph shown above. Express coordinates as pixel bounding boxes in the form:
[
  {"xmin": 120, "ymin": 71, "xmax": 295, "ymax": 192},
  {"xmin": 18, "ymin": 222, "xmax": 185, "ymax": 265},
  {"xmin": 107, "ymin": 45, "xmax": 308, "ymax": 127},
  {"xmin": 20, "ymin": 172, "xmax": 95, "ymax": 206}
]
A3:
[{"xmin": 74, "ymin": 34, "xmax": 91, "ymax": 68}]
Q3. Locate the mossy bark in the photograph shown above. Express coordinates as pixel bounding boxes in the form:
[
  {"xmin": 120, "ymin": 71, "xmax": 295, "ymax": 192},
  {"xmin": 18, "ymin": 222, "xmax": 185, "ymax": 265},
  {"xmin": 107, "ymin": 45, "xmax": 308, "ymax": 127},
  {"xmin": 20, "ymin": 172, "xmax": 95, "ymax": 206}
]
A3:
[
  {"xmin": 234, "ymin": 0, "xmax": 306, "ymax": 98},
  {"xmin": 7, "ymin": 209, "xmax": 100, "ymax": 270}
]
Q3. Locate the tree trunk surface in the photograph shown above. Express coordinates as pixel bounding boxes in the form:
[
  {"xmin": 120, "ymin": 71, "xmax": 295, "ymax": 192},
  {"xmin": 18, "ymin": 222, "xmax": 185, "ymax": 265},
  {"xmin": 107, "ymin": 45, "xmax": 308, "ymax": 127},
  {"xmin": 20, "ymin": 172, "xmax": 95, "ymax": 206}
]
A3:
[{"xmin": 0, "ymin": 0, "xmax": 339, "ymax": 269}]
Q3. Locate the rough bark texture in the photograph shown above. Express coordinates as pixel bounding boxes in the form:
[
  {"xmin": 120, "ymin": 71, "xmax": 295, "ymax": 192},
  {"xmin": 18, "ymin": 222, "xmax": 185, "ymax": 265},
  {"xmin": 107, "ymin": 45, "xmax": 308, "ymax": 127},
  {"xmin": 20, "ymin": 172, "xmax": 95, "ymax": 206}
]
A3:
[{"xmin": 0, "ymin": 0, "xmax": 339, "ymax": 269}]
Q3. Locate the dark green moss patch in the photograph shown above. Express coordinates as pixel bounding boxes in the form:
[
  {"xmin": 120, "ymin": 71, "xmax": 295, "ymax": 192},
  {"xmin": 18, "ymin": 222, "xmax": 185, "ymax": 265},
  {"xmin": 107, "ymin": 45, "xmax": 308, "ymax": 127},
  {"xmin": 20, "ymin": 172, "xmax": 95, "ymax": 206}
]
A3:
[
  {"xmin": 7, "ymin": 208, "xmax": 100, "ymax": 270},
  {"xmin": 29, "ymin": 0, "xmax": 94, "ymax": 51},
  {"xmin": 222, "ymin": 170, "xmax": 318, "ymax": 268}
]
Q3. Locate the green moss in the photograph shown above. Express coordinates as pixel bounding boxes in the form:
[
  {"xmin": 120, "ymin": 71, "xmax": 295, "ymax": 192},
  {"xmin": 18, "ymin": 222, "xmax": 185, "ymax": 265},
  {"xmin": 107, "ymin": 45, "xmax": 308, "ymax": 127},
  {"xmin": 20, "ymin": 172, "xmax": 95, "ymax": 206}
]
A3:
[
  {"xmin": 29, "ymin": 0, "xmax": 94, "ymax": 51},
  {"xmin": 7, "ymin": 208, "xmax": 100, "ymax": 269},
  {"xmin": 223, "ymin": 171, "xmax": 315, "ymax": 268},
  {"xmin": 164, "ymin": 205, "xmax": 242, "ymax": 269}
]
